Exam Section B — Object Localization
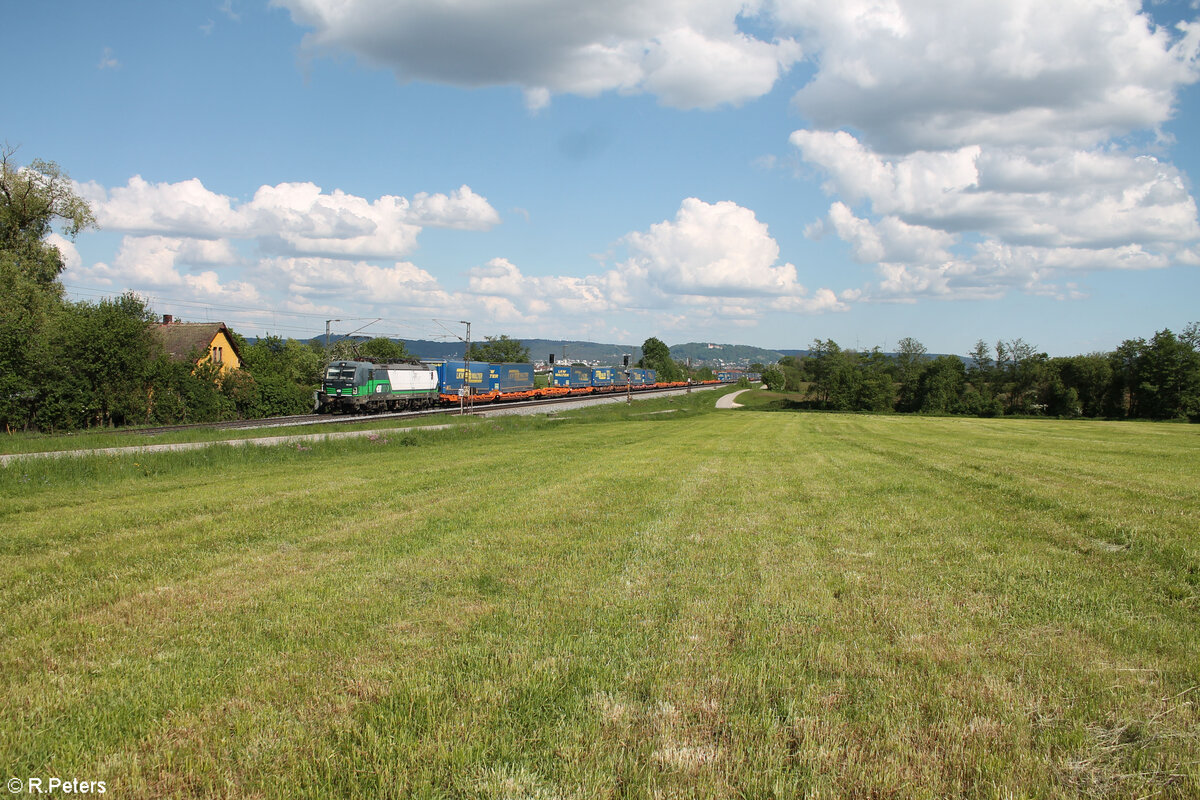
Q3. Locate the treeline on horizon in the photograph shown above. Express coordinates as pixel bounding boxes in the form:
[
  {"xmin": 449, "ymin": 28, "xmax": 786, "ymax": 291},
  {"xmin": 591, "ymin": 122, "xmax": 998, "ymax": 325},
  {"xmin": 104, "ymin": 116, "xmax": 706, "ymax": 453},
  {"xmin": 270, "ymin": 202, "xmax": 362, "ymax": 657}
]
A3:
[
  {"xmin": 4, "ymin": 287, "xmax": 1197, "ymax": 432},
  {"xmin": 757, "ymin": 332, "xmax": 1200, "ymax": 422}
]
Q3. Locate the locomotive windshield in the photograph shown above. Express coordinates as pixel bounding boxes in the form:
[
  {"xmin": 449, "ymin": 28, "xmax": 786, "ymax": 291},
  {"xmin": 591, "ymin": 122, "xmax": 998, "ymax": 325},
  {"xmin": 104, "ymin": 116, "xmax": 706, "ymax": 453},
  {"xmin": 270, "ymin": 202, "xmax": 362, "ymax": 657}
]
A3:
[{"xmin": 324, "ymin": 365, "xmax": 357, "ymax": 382}]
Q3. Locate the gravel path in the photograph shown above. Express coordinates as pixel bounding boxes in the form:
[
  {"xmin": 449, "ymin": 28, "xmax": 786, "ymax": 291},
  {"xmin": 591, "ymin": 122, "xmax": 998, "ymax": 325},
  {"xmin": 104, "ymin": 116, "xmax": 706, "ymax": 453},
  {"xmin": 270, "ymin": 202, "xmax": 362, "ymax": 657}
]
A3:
[{"xmin": 715, "ymin": 389, "xmax": 750, "ymax": 409}]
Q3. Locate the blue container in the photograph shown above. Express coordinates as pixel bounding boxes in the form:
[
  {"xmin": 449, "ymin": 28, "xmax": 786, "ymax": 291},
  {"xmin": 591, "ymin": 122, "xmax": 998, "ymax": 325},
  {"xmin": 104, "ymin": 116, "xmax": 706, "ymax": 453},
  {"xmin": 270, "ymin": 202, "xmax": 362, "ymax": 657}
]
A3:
[
  {"xmin": 430, "ymin": 360, "xmax": 488, "ymax": 392},
  {"xmin": 590, "ymin": 367, "xmax": 615, "ymax": 387},
  {"xmin": 611, "ymin": 369, "xmax": 629, "ymax": 387},
  {"xmin": 488, "ymin": 363, "xmax": 534, "ymax": 392},
  {"xmin": 552, "ymin": 364, "xmax": 592, "ymax": 388},
  {"xmin": 629, "ymin": 368, "xmax": 658, "ymax": 385}
]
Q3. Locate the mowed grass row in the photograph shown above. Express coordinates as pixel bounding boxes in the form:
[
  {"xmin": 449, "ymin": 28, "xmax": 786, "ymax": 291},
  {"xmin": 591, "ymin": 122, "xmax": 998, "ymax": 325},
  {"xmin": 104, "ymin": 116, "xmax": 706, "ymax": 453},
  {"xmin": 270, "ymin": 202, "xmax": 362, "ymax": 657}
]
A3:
[{"xmin": 1, "ymin": 399, "xmax": 1198, "ymax": 798}]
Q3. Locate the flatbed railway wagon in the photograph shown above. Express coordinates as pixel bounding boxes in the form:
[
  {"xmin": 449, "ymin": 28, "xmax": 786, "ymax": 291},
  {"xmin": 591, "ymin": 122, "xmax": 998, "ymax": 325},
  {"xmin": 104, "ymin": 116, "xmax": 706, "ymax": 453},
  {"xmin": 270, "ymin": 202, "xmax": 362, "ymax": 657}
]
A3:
[{"xmin": 551, "ymin": 364, "xmax": 595, "ymax": 395}]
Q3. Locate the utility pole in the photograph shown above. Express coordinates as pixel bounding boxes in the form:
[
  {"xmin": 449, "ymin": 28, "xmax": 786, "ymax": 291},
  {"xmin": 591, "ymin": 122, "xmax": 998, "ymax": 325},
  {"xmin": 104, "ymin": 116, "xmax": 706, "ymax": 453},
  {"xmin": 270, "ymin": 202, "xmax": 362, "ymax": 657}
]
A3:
[
  {"xmin": 686, "ymin": 356, "xmax": 692, "ymax": 394},
  {"xmin": 624, "ymin": 354, "xmax": 631, "ymax": 405},
  {"xmin": 460, "ymin": 320, "xmax": 471, "ymax": 413},
  {"xmin": 325, "ymin": 319, "xmax": 341, "ymax": 350}
]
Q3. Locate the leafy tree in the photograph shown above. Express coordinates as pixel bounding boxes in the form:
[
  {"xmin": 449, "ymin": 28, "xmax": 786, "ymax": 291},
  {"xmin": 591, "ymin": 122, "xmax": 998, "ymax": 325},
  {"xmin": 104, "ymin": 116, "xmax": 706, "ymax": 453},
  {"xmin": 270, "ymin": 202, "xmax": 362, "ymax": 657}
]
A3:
[
  {"xmin": 1105, "ymin": 337, "xmax": 1144, "ymax": 418},
  {"xmin": 0, "ymin": 254, "xmax": 58, "ymax": 430},
  {"xmin": 1003, "ymin": 338, "xmax": 1044, "ymax": 414},
  {"xmin": 760, "ymin": 364, "xmax": 786, "ymax": 391},
  {"xmin": 774, "ymin": 356, "xmax": 805, "ymax": 392},
  {"xmin": 1132, "ymin": 329, "xmax": 1200, "ymax": 420},
  {"xmin": 466, "ymin": 334, "xmax": 530, "ymax": 363},
  {"xmin": 0, "ymin": 146, "xmax": 96, "ymax": 431},
  {"xmin": 857, "ymin": 348, "xmax": 897, "ymax": 411},
  {"xmin": 1, "ymin": 145, "xmax": 96, "ymax": 285},
  {"xmin": 894, "ymin": 336, "xmax": 928, "ymax": 412},
  {"xmin": 967, "ymin": 339, "xmax": 992, "ymax": 377},
  {"xmin": 360, "ymin": 336, "xmax": 410, "ymax": 362},
  {"xmin": 1047, "ymin": 354, "xmax": 1112, "ymax": 417},
  {"xmin": 240, "ymin": 335, "xmax": 325, "ymax": 417},
  {"xmin": 325, "ymin": 338, "xmax": 362, "ymax": 362},
  {"xmin": 960, "ymin": 339, "xmax": 999, "ymax": 416},
  {"xmin": 638, "ymin": 336, "xmax": 683, "ymax": 381},
  {"xmin": 804, "ymin": 339, "xmax": 860, "ymax": 409},
  {"xmin": 916, "ymin": 356, "xmax": 966, "ymax": 414},
  {"xmin": 144, "ymin": 356, "xmax": 235, "ymax": 425},
  {"xmin": 38, "ymin": 293, "xmax": 158, "ymax": 430},
  {"xmin": 1182, "ymin": 321, "xmax": 1200, "ymax": 352}
]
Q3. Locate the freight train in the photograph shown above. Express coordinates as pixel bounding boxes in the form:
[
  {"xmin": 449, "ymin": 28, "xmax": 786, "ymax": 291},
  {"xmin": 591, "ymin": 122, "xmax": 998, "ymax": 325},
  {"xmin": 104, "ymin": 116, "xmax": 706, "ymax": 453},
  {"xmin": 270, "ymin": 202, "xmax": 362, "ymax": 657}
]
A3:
[{"xmin": 315, "ymin": 358, "xmax": 722, "ymax": 414}]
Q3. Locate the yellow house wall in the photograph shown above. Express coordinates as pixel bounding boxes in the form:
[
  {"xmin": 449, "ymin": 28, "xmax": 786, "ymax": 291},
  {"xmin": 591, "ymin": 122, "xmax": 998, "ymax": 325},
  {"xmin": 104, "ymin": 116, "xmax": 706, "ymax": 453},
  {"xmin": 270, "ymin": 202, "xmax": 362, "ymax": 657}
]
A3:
[{"xmin": 205, "ymin": 330, "xmax": 241, "ymax": 373}]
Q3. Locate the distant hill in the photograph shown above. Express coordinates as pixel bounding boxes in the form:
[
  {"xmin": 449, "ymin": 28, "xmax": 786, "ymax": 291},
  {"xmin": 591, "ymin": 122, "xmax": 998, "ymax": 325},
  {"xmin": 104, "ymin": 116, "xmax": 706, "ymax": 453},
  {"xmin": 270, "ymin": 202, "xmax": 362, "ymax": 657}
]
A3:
[
  {"xmin": 289, "ymin": 335, "xmax": 973, "ymax": 368},
  {"xmin": 669, "ymin": 342, "xmax": 786, "ymax": 367},
  {"xmin": 304, "ymin": 337, "xmax": 646, "ymax": 365},
  {"xmin": 517, "ymin": 339, "xmax": 641, "ymax": 365},
  {"xmin": 293, "ymin": 335, "xmax": 967, "ymax": 367}
]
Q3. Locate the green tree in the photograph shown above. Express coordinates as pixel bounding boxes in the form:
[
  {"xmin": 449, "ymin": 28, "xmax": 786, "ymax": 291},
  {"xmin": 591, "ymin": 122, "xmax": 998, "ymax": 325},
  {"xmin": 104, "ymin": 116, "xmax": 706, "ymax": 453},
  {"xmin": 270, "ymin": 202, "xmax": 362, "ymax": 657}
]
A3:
[
  {"xmin": 638, "ymin": 336, "xmax": 682, "ymax": 381},
  {"xmin": 0, "ymin": 147, "xmax": 97, "ymax": 431},
  {"xmin": 857, "ymin": 348, "xmax": 897, "ymax": 411},
  {"xmin": 775, "ymin": 356, "xmax": 805, "ymax": 392},
  {"xmin": 1, "ymin": 145, "xmax": 96, "ymax": 285},
  {"xmin": 466, "ymin": 334, "xmax": 530, "ymax": 363},
  {"xmin": 915, "ymin": 356, "xmax": 966, "ymax": 414},
  {"xmin": 38, "ymin": 293, "xmax": 159, "ymax": 430},
  {"xmin": 804, "ymin": 339, "xmax": 858, "ymax": 408},
  {"xmin": 0, "ymin": 254, "xmax": 58, "ymax": 430},
  {"xmin": 894, "ymin": 336, "xmax": 928, "ymax": 412},
  {"xmin": 1003, "ymin": 338, "xmax": 1044, "ymax": 414},
  {"xmin": 1105, "ymin": 338, "xmax": 1144, "ymax": 418},
  {"xmin": 761, "ymin": 364, "xmax": 786, "ymax": 391},
  {"xmin": 241, "ymin": 335, "xmax": 325, "ymax": 417},
  {"xmin": 1047, "ymin": 354, "xmax": 1112, "ymax": 417},
  {"xmin": 144, "ymin": 356, "xmax": 236, "ymax": 425},
  {"xmin": 1182, "ymin": 321, "xmax": 1200, "ymax": 351},
  {"xmin": 1132, "ymin": 329, "xmax": 1200, "ymax": 420},
  {"xmin": 360, "ymin": 336, "xmax": 410, "ymax": 362},
  {"xmin": 967, "ymin": 339, "xmax": 992, "ymax": 377},
  {"xmin": 326, "ymin": 338, "xmax": 362, "ymax": 362}
]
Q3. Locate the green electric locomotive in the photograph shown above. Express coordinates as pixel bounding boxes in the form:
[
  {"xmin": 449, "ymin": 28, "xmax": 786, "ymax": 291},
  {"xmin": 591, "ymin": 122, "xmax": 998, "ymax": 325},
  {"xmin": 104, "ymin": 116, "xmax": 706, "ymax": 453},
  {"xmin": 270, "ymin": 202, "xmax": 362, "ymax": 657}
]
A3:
[{"xmin": 315, "ymin": 360, "xmax": 440, "ymax": 413}]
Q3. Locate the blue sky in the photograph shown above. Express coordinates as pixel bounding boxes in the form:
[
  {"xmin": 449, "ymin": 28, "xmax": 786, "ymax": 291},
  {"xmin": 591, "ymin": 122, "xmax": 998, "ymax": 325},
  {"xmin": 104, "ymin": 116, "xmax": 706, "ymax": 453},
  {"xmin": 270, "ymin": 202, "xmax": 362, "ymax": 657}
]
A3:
[{"xmin": 5, "ymin": 0, "xmax": 1200, "ymax": 355}]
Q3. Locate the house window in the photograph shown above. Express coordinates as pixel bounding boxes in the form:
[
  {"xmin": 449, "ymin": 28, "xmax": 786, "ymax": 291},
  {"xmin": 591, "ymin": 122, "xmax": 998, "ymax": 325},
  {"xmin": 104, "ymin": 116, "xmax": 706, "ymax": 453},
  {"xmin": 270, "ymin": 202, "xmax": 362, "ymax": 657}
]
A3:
[{"xmin": 213, "ymin": 346, "xmax": 223, "ymax": 364}]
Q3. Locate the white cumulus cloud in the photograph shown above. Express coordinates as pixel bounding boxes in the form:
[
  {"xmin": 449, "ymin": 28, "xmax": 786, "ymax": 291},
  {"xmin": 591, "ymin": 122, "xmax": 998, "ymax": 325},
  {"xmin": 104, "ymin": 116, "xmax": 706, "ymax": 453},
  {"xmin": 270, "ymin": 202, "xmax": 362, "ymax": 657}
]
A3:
[
  {"xmin": 273, "ymin": 0, "xmax": 802, "ymax": 109},
  {"xmin": 80, "ymin": 176, "xmax": 500, "ymax": 257},
  {"xmin": 781, "ymin": 0, "xmax": 1200, "ymax": 151},
  {"xmin": 785, "ymin": 0, "xmax": 1200, "ymax": 302},
  {"xmin": 622, "ymin": 197, "xmax": 804, "ymax": 296},
  {"xmin": 614, "ymin": 197, "xmax": 848, "ymax": 315}
]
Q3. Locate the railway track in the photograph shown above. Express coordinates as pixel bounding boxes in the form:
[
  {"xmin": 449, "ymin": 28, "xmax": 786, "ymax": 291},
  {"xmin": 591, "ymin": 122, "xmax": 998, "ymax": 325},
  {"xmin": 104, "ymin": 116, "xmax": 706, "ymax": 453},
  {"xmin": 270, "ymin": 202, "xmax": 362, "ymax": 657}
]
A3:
[
  {"xmin": 0, "ymin": 385, "xmax": 731, "ymax": 466},
  {"xmin": 122, "ymin": 383, "xmax": 725, "ymax": 437}
]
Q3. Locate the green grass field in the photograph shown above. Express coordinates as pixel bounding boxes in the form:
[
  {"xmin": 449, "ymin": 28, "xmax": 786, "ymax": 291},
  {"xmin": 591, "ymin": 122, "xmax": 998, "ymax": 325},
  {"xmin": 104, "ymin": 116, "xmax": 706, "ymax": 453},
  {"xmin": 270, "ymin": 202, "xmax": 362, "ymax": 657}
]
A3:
[
  {"xmin": 2, "ymin": 392, "xmax": 1198, "ymax": 798},
  {"xmin": 0, "ymin": 411, "xmax": 475, "ymax": 457}
]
